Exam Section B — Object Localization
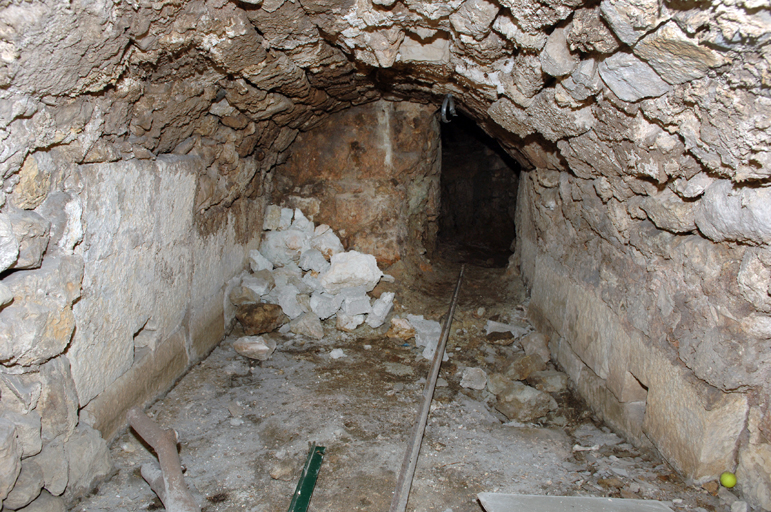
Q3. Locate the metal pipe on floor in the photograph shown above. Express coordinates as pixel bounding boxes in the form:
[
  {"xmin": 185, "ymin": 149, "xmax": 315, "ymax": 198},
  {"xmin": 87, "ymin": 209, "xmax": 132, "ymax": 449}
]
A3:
[{"xmin": 389, "ymin": 265, "xmax": 466, "ymax": 512}]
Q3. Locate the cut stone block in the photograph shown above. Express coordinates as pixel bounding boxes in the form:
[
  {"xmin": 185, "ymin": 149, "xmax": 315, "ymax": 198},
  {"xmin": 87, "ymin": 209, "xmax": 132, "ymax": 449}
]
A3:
[
  {"xmin": 249, "ymin": 249, "xmax": 274, "ymax": 272},
  {"xmin": 310, "ymin": 292, "xmax": 343, "ymax": 320},
  {"xmin": 299, "ymin": 248, "xmax": 330, "ymax": 273},
  {"xmin": 290, "ymin": 312, "xmax": 324, "ymax": 339},
  {"xmin": 233, "ymin": 335, "xmax": 277, "ymax": 361},
  {"xmin": 367, "ymin": 292, "xmax": 394, "ymax": 328},
  {"xmin": 320, "ymin": 251, "xmax": 383, "ymax": 293}
]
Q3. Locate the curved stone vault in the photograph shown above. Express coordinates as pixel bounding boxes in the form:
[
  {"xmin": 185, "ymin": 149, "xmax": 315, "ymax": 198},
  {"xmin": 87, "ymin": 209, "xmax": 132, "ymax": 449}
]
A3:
[{"xmin": 1, "ymin": 0, "xmax": 770, "ymax": 509}]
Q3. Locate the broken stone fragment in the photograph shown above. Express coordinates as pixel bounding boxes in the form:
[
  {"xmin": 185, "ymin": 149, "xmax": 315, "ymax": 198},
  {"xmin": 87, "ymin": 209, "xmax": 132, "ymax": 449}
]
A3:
[
  {"xmin": 299, "ymin": 248, "xmax": 330, "ymax": 273},
  {"xmin": 235, "ymin": 303, "xmax": 287, "ymax": 335},
  {"xmin": 520, "ymin": 332, "xmax": 551, "ymax": 364},
  {"xmin": 291, "ymin": 208, "xmax": 314, "ymax": 235},
  {"xmin": 289, "ymin": 312, "xmax": 324, "ymax": 339},
  {"xmin": 640, "ymin": 188, "xmax": 696, "ymax": 234},
  {"xmin": 504, "ymin": 353, "xmax": 547, "ymax": 381},
  {"xmin": 262, "ymin": 204, "xmax": 282, "ymax": 231},
  {"xmin": 407, "ymin": 314, "xmax": 448, "ymax": 361},
  {"xmin": 0, "ymin": 213, "xmax": 20, "ymax": 272},
  {"xmin": 12, "ymin": 489, "xmax": 66, "ymax": 512},
  {"xmin": 275, "ymin": 284, "xmax": 304, "ymax": 319},
  {"xmin": 278, "ymin": 208, "xmax": 293, "ymax": 230},
  {"xmin": 366, "ymin": 291, "xmax": 394, "ymax": 328},
  {"xmin": 339, "ymin": 287, "xmax": 372, "ymax": 316},
  {"xmin": 449, "ymin": 0, "xmax": 499, "ymax": 41},
  {"xmin": 233, "ymin": 336, "xmax": 277, "ymax": 361},
  {"xmin": 541, "ymin": 27, "xmax": 578, "ymax": 77},
  {"xmin": 695, "ymin": 180, "xmax": 771, "ymax": 245},
  {"xmin": 319, "ymin": 251, "xmax": 383, "ymax": 294},
  {"xmin": 495, "ymin": 382, "xmax": 558, "ymax": 422},
  {"xmin": 3, "ymin": 459, "xmax": 44, "ymax": 510},
  {"xmin": 485, "ymin": 320, "xmax": 528, "ymax": 338},
  {"xmin": 310, "ymin": 225, "xmax": 344, "ymax": 260},
  {"xmin": 386, "ymin": 317, "xmax": 415, "ymax": 340},
  {"xmin": 0, "ymin": 410, "xmax": 41, "ymax": 459},
  {"xmin": 528, "ymin": 370, "xmax": 569, "ymax": 393},
  {"xmin": 633, "ymin": 21, "xmax": 726, "ymax": 85},
  {"xmin": 336, "ymin": 313, "xmax": 365, "ymax": 332},
  {"xmin": 598, "ymin": 52, "xmax": 671, "ymax": 103},
  {"xmin": 309, "ymin": 291, "xmax": 343, "ymax": 320},
  {"xmin": 461, "ymin": 367, "xmax": 488, "ymax": 390},
  {"xmin": 249, "ymin": 250, "xmax": 274, "ymax": 272},
  {"xmin": 0, "ymin": 418, "xmax": 21, "ymax": 501},
  {"xmin": 487, "ymin": 373, "xmax": 513, "ymax": 395},
  {"xmin": 242, "ymin": 272, "xmax": 274, "ymax": 298},
  {"xmin": 27, "ymin": 440, "xmax": 67, "ymax": 497},
  {"xmin": 63, "ymin": 425, "xmax": 111, "ymax": 499},
  {"xmin": 269, "ymin": 459, "xmax": 296, "ymax": 481},
  {"xmin": 486, "ymin": 331, "xmax": 516, "ymax": 345},
  {"xmin": 599, "ymin": 0, "xmax": 670, "ymax": 46},
  {"xmin": 8, "ymin": 210, "xmax": 50, "ymax": 270}
]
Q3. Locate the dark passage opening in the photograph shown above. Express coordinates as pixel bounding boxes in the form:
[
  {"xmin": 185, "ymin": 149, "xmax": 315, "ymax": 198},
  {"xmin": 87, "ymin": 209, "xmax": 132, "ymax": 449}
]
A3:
[{"xmin": 437, "ymin": 113, "xmax": 520, "ymax": 267}]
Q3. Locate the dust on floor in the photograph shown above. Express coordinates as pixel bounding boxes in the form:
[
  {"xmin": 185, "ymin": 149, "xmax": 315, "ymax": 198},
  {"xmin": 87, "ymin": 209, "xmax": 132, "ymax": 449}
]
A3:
[{"xmin": 74, "ymin": 258, "xmax": 730, "ymax": 512}]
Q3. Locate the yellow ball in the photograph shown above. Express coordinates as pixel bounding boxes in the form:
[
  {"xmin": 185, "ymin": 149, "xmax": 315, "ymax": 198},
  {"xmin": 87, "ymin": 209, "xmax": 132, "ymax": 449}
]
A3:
[{"xmin": 720, "ymin": 472, "xmax": 737, "ymax": 488}]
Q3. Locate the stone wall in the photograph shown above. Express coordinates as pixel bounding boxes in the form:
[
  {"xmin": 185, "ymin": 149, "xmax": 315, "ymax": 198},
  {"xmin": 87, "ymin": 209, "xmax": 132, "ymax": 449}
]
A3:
[
  {"xmin": 274, "ymin": 100, "xmax": 441, "ymax": 266},
  {"xmin": 1, "ymin": 0, "xmax": 770, "ymax": 508}
]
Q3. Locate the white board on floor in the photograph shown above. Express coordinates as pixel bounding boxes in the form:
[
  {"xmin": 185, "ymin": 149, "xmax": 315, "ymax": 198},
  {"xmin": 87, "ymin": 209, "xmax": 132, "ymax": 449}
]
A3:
[{"xmin": 478, "ymin": 493, "xmax": 673, "ymax": 512}]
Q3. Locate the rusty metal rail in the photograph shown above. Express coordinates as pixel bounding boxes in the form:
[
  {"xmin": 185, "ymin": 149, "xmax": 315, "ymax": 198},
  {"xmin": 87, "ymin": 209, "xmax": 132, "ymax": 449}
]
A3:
[{"xmin": 389, "ymin": 265, "xmax": 465, "ymax": 512}]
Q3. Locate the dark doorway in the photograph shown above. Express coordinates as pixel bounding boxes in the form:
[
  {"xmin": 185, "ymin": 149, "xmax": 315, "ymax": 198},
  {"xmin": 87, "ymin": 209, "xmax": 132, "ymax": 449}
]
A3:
[{"xmin": 437, "ymin": 113, "xmax": 520, "ymax": 267}]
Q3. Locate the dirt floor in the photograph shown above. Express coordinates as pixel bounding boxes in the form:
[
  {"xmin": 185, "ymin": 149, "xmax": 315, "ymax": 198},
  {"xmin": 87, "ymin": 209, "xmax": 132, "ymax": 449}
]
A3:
[{"xmin": 74, "ymin": 246, "xmax": 735, "ymax": 512}]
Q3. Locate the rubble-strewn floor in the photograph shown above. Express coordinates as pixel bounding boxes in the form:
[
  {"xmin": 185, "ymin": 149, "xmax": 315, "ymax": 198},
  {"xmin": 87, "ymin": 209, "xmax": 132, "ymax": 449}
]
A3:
[{"xmin": 75, "ymin": 249, "xmax": 731, "ymax": 512}]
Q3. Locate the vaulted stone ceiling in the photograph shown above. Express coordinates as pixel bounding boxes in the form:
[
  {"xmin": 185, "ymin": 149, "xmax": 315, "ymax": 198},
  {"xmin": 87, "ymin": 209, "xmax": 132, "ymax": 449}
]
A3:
[{"xmin": 1, "ymin": 0, "xmax": 771, "ymax": 509}]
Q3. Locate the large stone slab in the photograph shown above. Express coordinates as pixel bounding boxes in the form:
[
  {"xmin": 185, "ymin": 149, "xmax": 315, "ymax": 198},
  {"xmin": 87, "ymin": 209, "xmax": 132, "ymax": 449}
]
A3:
[{"xmin": 70, "ymin": 157, "xmax": 196, "ymax": 406}]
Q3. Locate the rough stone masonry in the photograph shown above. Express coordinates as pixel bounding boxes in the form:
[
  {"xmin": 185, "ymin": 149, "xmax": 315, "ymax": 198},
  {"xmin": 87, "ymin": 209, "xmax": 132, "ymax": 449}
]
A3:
[{"xmin": 0, "ymin": 0, "xmax": 770, "ymax": 510}]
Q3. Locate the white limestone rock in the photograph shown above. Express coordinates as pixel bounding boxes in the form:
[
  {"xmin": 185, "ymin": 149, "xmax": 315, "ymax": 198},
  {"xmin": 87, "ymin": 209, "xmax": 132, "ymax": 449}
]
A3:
[
  {"xmin": 562, "ymin": 59, "xmax": 603, "ymax": 101},
  {"xmin": 209, "ymin": 98, "xmax": 236, "ymax": 117},
  {"xmin": 8, "ymin": 210, "xmax": 50, "ymax": 270},
  {"xmin": 336, "ymin": 313, "xmax": 365, "ymax": 332},
  {"xmin": 600, "ymin": 0, "xmax": 670, "ymax": 46},
  {"xmin": 310, "ymin": 225, "xmax": 344, "ymax": 260},
  {"xmin": 406, "ymin": 314, "xmax": 447, "ymax": 361},
  {"xmin": 366, "ymin": 292, "xmax": 394, "ymax": 328},
  {"xmin": 485, "ymin": 320, "xmax": 529, "ymax": 338},
  {"xmin": 310, "ymin": 292, "xmax": 343, "ymax": 320},
  {"xmin": 233, "ymin": 336, "xmax": 276, "ymax": 361},
  {"xmin": 673, "ymin": 173, "xmax": 714, "ymax": 199},
  {"xmin": 63, "ymin": 424, "xmax": 111, "ymax": 499},
  {"xmin": 640, "ymin": 188, "xmax": 697, "ymax": 234},
  {"xmin": 695, "ymin": 180, "xmax": 771, "ymax": 245},
  {"xmin": 0, "ymin": 410, "xmax": 41, "ymax": 459},
  {"xmin": 290, "ymin": 312, "xmax": 324, "ymax": 339},
  {"xmin": 541, "ymin": 27, "xmax": 578, "ymax": 77},
  {"xmin": 260, "ymin": 230, "xmax": 304, "ymax": 267},
  {"xmin": 263, "ymin": 204, "xmax": 282, "ymax": 231},
  {"xmin": 275, "ymin": 284, "xmax": 304, "ymax": 319},
  {"xmin": 520, "ymin": 332, "xmax": 551, "ymax": 364},
  {"xmin": 398, "ymin": 35, "xmax": 450, "ymax": 64},
  {"xmin": 449, "ymin": 0, "xmax": 499, "ymax": 40},
  {"xmin": 278, "ymin": 208, "xmax": 293, "ymax": 230},
  {"xmin": 291, "ymin": 208, "xmax": 314, "ymax": 234},
  {"xmin": 242, "ymin": 274, "xmax": 273, "ymax": 298},
  {"xmin": 495, "ymin": 382, "xmax": 558, "ymax": 422},
  {"xmin": 492, "ymin": 14, "xmax": 547, "ymax": 50},
  {"xmin": 0, "ymin": 282, "xmax": 13, "ymax": 307},
  {"xmin": 249, "ymin": 250, "xmax": 274, "ymax": 272},
  {"xmin": 461, "ymin": 367, "xmax": 488, "ymax": 390},
  {"xmin": 339, "ymin": 287, "xmax": 372, "ymax": 316},
  {"xmin": 3, "ymin": 459, "xmax": 44, "ymax": 510},
  {"xmin": 299, "ymin": 248, "xmax": 330, "ymax": 273},
  {"xmin": 0, "ymin": 418, "xmax": 21, "ymax": 501},
  {"xmin": 634, "ymin": 21, "xmax": 726, "ymax": 85},
  {"xmin": 0, "ymin": 213, "xmax": 20, "ymax": 272},
  {"xmin": 319, "ymin": 251, "xmax": 382, "ymax": 294},
  {"xmin": 598, "ymin": 52, "xmax": 671, "ymax": 102},
  {"xmin": 27, "ymin": 440, "xmax": 67, "ymax": 496}
]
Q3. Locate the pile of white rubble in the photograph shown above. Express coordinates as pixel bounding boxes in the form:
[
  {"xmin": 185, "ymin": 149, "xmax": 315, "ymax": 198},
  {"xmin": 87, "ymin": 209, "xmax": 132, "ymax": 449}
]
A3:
[{"xmin": 229, "ymin": 205, "xmax": 397, "ymax": 355}]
